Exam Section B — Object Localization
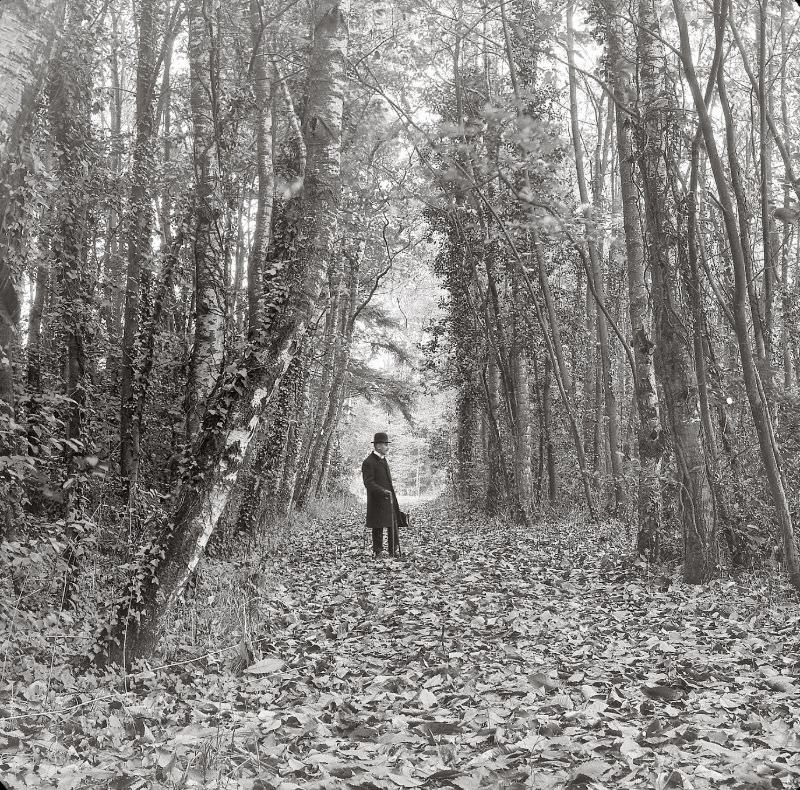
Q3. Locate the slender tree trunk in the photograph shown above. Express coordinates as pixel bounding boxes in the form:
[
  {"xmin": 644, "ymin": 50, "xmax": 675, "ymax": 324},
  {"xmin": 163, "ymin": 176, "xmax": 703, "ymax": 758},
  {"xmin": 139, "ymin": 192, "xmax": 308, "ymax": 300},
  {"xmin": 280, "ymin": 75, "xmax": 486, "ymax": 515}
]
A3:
[
  {"xmin": 542, "ymin": 354, "xmax": 557, "ymax": 502},
  {"xmin": 158, "ymin": 13, "xmax": 177, "ymax": 246},
  {"xmin": 0, "ymin": 0, "xmax": 66, "ymax": 165},
  {"xmin": 103, "ymin": 9, "xmax": 124, "ymax": 360},
  {"xmin": 184, "ymin": 0, "xmax": 226, "ymax": 439},
  {"xmin": 566, "ymin": 0, "xmax": 624, "ymax": 512},
  {"xmin": 247, "ymin": 0, "xmax": 275, "ymax": 336},
  {"xmin": 483, "ymin": 356, "xmax": 504, "ymax": 514},
  {"xmin": 523, "ymin": 233, "xmax": 594, "ymax": 518},
  {"xmin": 510, "ymin": 273, "xmax": 533, "ymax": 509},
  {"xmin": 120, "ymin": 0, "xmax": 159, "ymax": 489},
  {"xmin": 294, "ymin": 257, "xmax": 343, "ymax": 507},
  {"xmin": 26, "ymin": 263, "xmax": 48, "ymax": 391},
  {"xmin": 129, "ymin": 216, "xmax": 191, "ymax": 466},
  {"xmin": 0, "ymin": 284, "xmax": 22, "ymax": 542},
  {"xmin": 314, "ymin": 378, "xmax": 350, "ymax": 497},
  {"xmin": 639, "ymin": 0, "xmax": 714, "ymax": 583},
  {"xmin": 0, "ymin": 1, "xmax": 66, "ymax": 489},
  {"xmin": 510, "ymin": 335, "xmax": 533, "ymax": 508},
  {"xmin": 296, "ymin": 239, "xmax": 363, "ymax": 508},
  {"xmin": 231, "ymin": 197, "xmax": 247, "ymax": 333},
  {"xmin": 207, "ymin": 4, "xmax": 280, "ymax": 539},
  {"xmin": 779, "ymin": 0, "xmax": 793, "ymax": 388},
  {"xmin": 456, "ymin": 384, "xmax": 481, "ymax": 503},
  {"xmin": 276, "ymin": 359, "xmax": 308, "ymax": 515},
  {"xmin": 717, "ymin": 73, "xmax": 767, "ymax": 365},
  {"xmin": 604, "ymin": 0, "xmax": 663, "ymax": 554},
  {"xmin": 49, "ymin": 3, "xmax": 93, "ymax": 445},
  {"xmin": 674, "ymin": 0, "xmax": 742, "ymax": 560},
  {"xmin": 48, "ymin": 0, "xmax": 95, "ymax": 608},
  {"xmin": 757, "ymin": 0, "xmax": 779, "ymax": 366}
]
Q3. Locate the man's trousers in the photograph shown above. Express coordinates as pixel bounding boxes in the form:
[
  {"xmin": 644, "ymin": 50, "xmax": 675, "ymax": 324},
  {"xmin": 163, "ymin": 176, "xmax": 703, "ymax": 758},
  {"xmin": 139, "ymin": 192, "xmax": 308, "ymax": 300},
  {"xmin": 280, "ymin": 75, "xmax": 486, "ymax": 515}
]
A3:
[{"xmin": 372, "ymin": 522, "xmax": 399, "ymax": 556}]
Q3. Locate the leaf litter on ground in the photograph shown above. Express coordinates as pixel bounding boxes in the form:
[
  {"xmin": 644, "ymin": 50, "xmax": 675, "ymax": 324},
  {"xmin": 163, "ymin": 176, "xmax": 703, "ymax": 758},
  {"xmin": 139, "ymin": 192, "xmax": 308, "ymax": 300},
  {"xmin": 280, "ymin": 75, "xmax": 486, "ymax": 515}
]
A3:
[{"xmin": 1, "ymin": 499, "xmax": 799, "ymax": 789}]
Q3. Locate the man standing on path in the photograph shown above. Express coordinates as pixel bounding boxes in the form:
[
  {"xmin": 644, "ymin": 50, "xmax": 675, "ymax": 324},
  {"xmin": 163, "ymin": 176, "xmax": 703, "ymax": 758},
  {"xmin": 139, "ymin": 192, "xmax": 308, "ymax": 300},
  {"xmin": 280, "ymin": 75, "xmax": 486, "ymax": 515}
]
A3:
[{"xmin": 362, "ymin": 432, "xmax": 402, "ymax": 558}]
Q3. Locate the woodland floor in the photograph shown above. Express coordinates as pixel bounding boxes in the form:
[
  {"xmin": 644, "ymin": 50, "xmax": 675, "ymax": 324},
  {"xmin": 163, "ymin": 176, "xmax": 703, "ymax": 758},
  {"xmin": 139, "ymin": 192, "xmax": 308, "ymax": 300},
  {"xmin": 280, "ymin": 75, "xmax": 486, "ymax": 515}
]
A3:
[{"xmin": 2, "ymin": 500, "xmax": 800, "ymax": 790}]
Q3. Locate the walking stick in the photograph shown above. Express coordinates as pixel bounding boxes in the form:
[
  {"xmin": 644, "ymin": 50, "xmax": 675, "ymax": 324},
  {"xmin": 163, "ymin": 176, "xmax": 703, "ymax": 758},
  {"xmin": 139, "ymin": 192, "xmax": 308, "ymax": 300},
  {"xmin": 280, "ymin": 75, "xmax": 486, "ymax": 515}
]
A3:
[
  {"xmin": 391, "ymin": 502, "xmax": 397, "ymax": 557},
  {"xmin": 390, "ymin": 494, "xmax": 402, "ymax": 557}
]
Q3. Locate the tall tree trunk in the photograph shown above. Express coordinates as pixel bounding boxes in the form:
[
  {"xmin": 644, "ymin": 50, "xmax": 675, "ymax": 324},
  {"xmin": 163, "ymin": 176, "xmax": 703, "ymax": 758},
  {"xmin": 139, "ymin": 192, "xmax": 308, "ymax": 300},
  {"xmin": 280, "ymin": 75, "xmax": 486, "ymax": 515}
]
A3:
[
  {"xmin": 0, "ymin": 1, "xmax": 66, "ymax": 502},
  {"xmin": 779, "ymin": 0, "xmax": 793, "ymax": 388},
  {"xmin": 566, "ymin": 0, "xmax": 624, "ymax": 512},
  {"xmin": 247, "ymin": 0, "xmax": 275, "ymax": 336},
  {"xmin": 0, "ymin": 264, "xmax": 19, "ymax": 540},
  {"xmin": 296, "ymin": 238, "xmax": 362, "ymax": 508},
  {"xmin": 456, "ymin": 383, "xmax": 481, "ymax": 503},
  {"xmin": 120, "ymin": 0, "xmax": 159, "ymax": 489},
  {"xmin": 293, "ymin": 257, "xmax": 343, "ymax": 507},
  {"xmin": 717, "ymin": 72, "xmax": 767, "ymax": 366},
  {"xmin": 0, "ymin": 0, "xmax": 66, "ymax": 165},
  {"xmin": 314, "ymin": 376, "xmax": 350, "ymax": 497},
  {"xmin": 481, "ymin": 240, "xmax": 530, "ymax": 523},
  {"xmin": 213, "ymin": 356, "xmax": 303, "ymax": 555},
  {"xmin": 48, "ymin": 0, "xmax": 95, "ymax": 608},
  {"xmin": 49, "ymin": 2, "xmax": 93, "ymax": 445},
  {"xmin": 604, "ymin": 0, "xmax": 663, "ymax": 555},
  {"xmin": 93, "ymin": 0, "xmax": 350, "ymax": 666},
  {"xmin": 674, "ymin": 0, "xmax": 739, "ymax": 560},
  {"xmin": 103, "ymin": 9, "xmax": 124, "ymax": 364},
  {"xmin": 483, "ymin": 355, "xmax": 504, "ymax": 514},
  {"xmin": 26, "ymin": 263, "xmax": 48, "ymax": 392},
  {"xmin": 639, "ymin": 0, "xmax": 714, "ymax": 583},
  {"xmin": 673, "ymin": 0, "xmax": 800, "ymax": 589},
  {"xmin": 276, "ymin": 358, "xmax": 307, "ymax": 515},
  {"xmin": 157, "ymin": 9, "xmax": 178, "ymax": 246},
  {"xmin": 757, "ymin": 0, "xmax": 778, "ymax": 366},
  {"xmin": 129, "ymin": 216, "xmax": 191, "ymax": 473},
  {"xmin": 506, "ymin": 265, "xmax": 533, "ymax": 511},
  {"xmin": 205, "ymin": 2, "xmax": 280, "ymax": 544},
  {"xmin": 184, "ymin": 0, "xmax": 226, "ymax": 439},
  {"xmin": 542, "ymin": 353, "xmax": 557, "ymax": 502},
  {"xmin": 510, "ymin": 320, "xmax": 533, "ymax": 508}
]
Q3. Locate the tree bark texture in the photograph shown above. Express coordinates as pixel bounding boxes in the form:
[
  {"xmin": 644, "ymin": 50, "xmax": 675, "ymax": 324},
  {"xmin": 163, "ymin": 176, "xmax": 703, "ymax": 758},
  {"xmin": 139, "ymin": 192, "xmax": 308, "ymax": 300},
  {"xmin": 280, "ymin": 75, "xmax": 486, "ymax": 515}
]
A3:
[
  {"xmin": 295, "ymin": 238, "xmax": 362, "ymax": 508},
  {"xmin": 247, "ymin": 0, "xmax": 275, "ymax": 337},
  {"xmin": 0, "ymin": 0, "xmax": 66, "ymax": 165},
  {"xmin": 566, "ymin": 0, "xmax": 625, "ymax": 512},
  {"xmin": 639, "ymin": 0, "xmax": 715, "ymax": 583},
  {"xmin": 48, "ymin": 2, "xmax": 94, "ymax": 445},
  {"xmin": 120, "ymin": 0, "xmax": 159, "ymax": 488},
  {"xmin": 0, "ymin": 0, "xmax": 66, "ymax": 472},
  {"xmin": 184, "ymin": 0, "xmax": 227, "ymax": 439},
  {"xmin": 604, "ymin": 0, "xmax": 663, "ymax": 554}
]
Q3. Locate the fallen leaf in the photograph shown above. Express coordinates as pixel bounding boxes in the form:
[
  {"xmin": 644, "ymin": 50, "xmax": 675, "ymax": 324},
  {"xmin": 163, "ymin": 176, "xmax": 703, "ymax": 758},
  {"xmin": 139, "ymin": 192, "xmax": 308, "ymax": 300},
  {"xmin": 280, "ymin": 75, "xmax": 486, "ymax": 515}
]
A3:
[
  {"xmin": 388, "ymin": 773, "xmax": 423, "ymax": 787},
  {"xmin": 246, "ymin": 657, "xmax": 286, "ymax": 674}
]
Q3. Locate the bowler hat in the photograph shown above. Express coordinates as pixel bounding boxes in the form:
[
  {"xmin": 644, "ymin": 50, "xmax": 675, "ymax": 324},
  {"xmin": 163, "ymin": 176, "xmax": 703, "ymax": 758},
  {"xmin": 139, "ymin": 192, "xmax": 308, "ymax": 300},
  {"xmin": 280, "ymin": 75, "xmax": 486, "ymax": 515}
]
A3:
[{"xmin": 372, "ymin": 432, "xmax": 391, "ymax": 444}]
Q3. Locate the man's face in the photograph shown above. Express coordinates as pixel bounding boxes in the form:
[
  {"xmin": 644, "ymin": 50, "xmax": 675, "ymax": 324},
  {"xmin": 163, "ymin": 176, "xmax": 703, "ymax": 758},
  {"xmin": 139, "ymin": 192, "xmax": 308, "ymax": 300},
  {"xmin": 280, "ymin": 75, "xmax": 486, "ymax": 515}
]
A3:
[{"xmin": 376, "ymin": 442, "xmax": 389, "ymax": 455}]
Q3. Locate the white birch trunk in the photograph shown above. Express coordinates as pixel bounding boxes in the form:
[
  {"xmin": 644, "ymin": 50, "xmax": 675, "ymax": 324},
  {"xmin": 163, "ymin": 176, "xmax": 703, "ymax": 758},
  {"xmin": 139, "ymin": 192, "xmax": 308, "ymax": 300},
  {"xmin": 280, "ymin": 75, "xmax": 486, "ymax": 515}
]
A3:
[{"xmin": 185, "ymin": 0, "xmax": 226, "ymax": 439}]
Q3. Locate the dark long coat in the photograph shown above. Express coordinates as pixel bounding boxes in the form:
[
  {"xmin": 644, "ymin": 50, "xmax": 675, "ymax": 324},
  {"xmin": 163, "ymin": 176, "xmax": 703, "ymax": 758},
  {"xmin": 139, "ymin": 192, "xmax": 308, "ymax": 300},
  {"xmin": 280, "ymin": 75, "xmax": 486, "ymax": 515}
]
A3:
[{"xmin": 362, "ymin": 452, "xmax": 400, "ymax": 530}]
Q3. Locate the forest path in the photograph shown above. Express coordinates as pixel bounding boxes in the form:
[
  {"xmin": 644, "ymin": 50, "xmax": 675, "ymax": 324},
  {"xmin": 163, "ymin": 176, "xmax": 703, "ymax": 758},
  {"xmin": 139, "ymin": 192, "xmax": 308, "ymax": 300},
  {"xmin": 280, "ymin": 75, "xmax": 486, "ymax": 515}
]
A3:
[
  {"xmin": 245, "ymin": 499, "xmax": 800, "ymax": 790},
  {"xmin": 5, "ymin": 501, "xmax": 800, "ymax": 790}
]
